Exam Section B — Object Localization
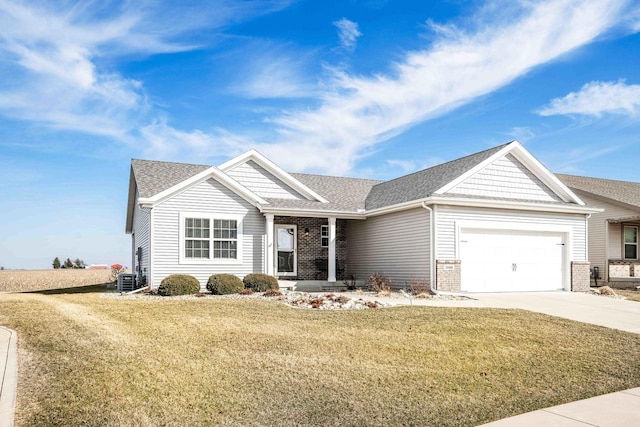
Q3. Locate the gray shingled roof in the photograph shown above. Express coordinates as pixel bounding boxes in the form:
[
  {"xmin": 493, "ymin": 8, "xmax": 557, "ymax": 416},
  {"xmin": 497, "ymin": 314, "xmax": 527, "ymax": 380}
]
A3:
[
  {"xmin": 556, "ymin": 174, "xmax": 640, "ymax": 209},
  {"xmin": 365, "ymin": 143, "xmax": 509, "ymax": 210},
  {"xmin": 130, "ymin": 159, "xmax": 381, "ymax": 211},
  {"xmin": 131, "ymin": 159, "xmax": 209, "ymax": 198},
  {"xmin": 131, "ymin": 142, "xmax": 587, "ymax": 215},
  {"xmin": 265, "ymin": 174, "xmax": 382, "ymax": 212}
]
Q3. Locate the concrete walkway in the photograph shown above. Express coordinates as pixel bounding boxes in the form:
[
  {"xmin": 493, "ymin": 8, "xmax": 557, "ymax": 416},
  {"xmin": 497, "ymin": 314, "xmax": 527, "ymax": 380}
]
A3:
[
  {"xmin": 478, "ymin": 387, "xmax": 640, "ymax": 426},
  {"xmin": 0, "ymin": 327, "xmax": 17, "ymax": 427}
]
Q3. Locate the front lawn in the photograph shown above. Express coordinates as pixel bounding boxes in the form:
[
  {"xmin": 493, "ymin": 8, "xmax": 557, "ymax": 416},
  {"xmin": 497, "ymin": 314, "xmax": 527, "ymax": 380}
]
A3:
[
  {"xmin": 616, "ymin": 289, "xmax": 640, "ymax": 302},
  {"xmin": 0, "ymin": 286, "xmax": 639, "ymax": 426}
]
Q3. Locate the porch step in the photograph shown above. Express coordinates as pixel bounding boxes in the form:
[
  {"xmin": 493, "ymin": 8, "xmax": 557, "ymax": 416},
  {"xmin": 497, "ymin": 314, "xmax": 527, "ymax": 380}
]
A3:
[{"xmin": 321, "ymin": 284, "xmax": 348, "ymax": 292}]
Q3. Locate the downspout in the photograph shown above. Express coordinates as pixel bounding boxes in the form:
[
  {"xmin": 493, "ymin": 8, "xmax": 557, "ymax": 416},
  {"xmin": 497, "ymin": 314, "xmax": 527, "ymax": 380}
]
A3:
[
  {"xmin": 421, "ymin": 202, "xmax": 438, "ymax": 295},
  {"xmin": 422, "ymin": 201, "xmax": 461, "ymax": 296}
]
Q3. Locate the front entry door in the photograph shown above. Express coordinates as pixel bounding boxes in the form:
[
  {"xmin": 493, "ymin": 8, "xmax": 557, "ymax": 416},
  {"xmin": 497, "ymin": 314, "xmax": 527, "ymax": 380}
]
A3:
[{"xmin": 276, "ymin": 225, "xmax": 297, "ymax": 276}]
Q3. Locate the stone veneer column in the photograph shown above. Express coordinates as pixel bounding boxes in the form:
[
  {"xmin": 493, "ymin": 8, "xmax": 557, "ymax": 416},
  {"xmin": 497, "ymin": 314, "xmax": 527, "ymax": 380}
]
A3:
[
  {"xmin": 435, "ymin": 260, "xmax": 461, "ymax": 292},
  {"xmin": 571, "ymin": 261, "xmax": 591, "ymax": 292}
]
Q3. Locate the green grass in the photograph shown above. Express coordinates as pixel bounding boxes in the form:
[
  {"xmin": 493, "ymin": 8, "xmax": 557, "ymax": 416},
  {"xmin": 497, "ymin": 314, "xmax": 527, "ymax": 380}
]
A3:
[{"xmin": 0, "ymin": 289, "xmax": 639, "ymax": 426}]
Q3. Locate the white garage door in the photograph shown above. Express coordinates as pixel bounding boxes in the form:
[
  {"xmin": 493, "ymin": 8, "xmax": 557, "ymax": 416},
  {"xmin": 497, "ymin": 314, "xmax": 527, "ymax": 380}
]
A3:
[{"xmin": 460, "ymin": 228, "xmax": 565, "ymax": 292}]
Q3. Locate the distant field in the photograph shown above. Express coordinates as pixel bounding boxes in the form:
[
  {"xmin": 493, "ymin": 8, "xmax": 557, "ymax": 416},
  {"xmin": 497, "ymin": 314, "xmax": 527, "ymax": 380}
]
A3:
[{"xmin": 0, "ymin": 269, "xmax": 114, "ymax": 292}]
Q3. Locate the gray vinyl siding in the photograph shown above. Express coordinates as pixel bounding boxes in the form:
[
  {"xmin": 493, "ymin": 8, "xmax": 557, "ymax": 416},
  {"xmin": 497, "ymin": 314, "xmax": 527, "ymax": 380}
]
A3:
[
  {"xmin": 447, "ymin": 154, "xmax": 561, "ymax": 202},
  {"xmin": 132, "ymin": 191, "xmax": 151, "ymax": 277},
  {"xmin": 435, "ymin": 205, "xmax": 587, "ymax": 261},
  {"xmin": 151, "ymin": 178, "xmax": 265, "ymax": 289},
  {"xmin": 346, "ymin": 208, "xmax": 430, "ymax": 285},
  {"xmin": 226, "ymin": 160, "xmax": 304, "ymax": 200},
  {"xmin": 575, "ymin": 192, "xmax": 640, "ymax": 280}
]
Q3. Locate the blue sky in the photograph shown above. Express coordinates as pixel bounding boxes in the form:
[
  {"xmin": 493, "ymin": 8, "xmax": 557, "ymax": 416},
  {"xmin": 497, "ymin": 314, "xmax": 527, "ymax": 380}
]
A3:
[{"xmin": 1, "ymin": 0, "xmax": 639, "ymax": 269}]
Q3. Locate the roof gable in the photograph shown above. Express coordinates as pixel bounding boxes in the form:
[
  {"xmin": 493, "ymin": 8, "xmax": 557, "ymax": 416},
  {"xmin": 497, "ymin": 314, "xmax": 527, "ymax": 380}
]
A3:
[
  {"xmin": 444, "ymin": 153, "xmax": 563, "ymax": 202},
  {"xmin": 225, "ymin": 160, "xmax": 306, "ymax": 200},
  {"xmin": 365, "ymin": 143, "xmax": 508, "ymax": 210},
  {"xmin": 149, "ymin": 168, "xmax": 266, "ymax": 207},
  {"xmin": 366, "ymin": 141, "xmax": 584, "ymax": 211},
  {"xmin": 219, "ymin": 149, "xmax": 329, "ymax": 203}
]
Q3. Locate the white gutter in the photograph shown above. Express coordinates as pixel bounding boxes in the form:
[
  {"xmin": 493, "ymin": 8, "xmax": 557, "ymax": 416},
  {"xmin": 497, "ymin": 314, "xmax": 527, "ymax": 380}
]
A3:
[
  {"xmin": 367, "ymin": 196, "xmax": 602, "ymax": 218},
  {"xmin": 259, "ymin": 207, "xmax": 366, "ymax": 220}
]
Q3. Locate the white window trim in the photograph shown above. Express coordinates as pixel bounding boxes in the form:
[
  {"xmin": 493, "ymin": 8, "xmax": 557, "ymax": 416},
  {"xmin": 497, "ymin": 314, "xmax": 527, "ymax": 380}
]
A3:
[
  {"xmin": 321, "ymin": 225, "xmax": 329, "ymax": 248},
  {"xmin": 179, "ymin": 212, "xmax": 243, "ymax": 264},
  {"xmin": 623, "ymin": 225, "xmax": 638, "ymax": 260}
]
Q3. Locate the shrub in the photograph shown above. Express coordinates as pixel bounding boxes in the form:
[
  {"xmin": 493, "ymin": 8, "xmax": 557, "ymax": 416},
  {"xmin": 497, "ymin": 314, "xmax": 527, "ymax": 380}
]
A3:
[
  {"xmin": 207, "ymin": 274, "xmax": 244, "ymax": 295},
  {"xmin": 240, "ymin": 288, "xmax": 254, "ymax": 295},
  {"xmin": 243, "ymin": 273, "xmax": 279, "ymax": 292},
  {"xmin": 110, "ymin": 263, "xmax": 125, "ymax": 282},
  {"xmin": 409, "ymin": 278, "xmax": 433, "ymax": 296},
  {"xmin": 598, "ymin": 286, "xmax": 617, "ymax": 296},
  {"xmin": 367, "ymin": 272, "xmax": 391, "ymax": 292},
  {"xmin": 264, "ymin": 288, "xmax": 282, "ymax": 297},
  {"xmin": 158, "ymin": 274, "xmax": 200, "ymax": 296}
]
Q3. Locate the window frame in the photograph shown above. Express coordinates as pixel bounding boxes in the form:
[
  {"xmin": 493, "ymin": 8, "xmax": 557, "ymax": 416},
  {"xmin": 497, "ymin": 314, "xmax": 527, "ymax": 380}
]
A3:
[
  {"xmin": 623, "ymin": 225, "xmax": 638, "ymax": 260},
  {"xmin": 320, "ymin": 225, "xmax": 329, "ymax": 248},
  {"xmin": 179, "ymin": 212, "xmax": 243, "ymax": 264}
]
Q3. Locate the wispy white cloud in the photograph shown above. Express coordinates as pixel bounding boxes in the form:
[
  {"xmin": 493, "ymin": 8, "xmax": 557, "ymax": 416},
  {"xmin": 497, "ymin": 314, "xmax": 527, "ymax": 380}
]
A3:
[
  {"xmin": 386, "ymin": 159, "xmax": 417, "ymax": 173},
  {"xmin": 139, "ymin": 121, "xmax": 252, "ymax": 162},
  {"xmin": 0, "ymin": 0, "xmax": 291, "ymax": 141},
  {"xmin": 0, "ymin": 0, "xmax": 637, "ymax": 176},
  {"xmin": 537, "ymin": 80, "xmax": 640, "ymax": 118},
  {"xmin": 228, "ymin": 43, "xmax": 317, "ymax": 99},
  {"xmin": 504, "ymin": 126, "xmax": 536, "ymax": 143},
  {"xmin": 252, "ymin": 0, "xmax": 633, "ymax": 174},
  {"xmin": 334, "ymin": 18, "xmax": 362, "ymax": 51},
  {"xmin": 552, "ymin": 142, "xmax": 626, "ymax": 174},
  {"xmin": 386, "ymin": 157, "xmax": 445, "ymax": 175}
]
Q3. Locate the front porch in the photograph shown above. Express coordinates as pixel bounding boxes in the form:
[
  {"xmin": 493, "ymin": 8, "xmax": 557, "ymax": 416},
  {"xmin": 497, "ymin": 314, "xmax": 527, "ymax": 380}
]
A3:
[
  {"xmin": 604, "ymin": 219, "xmax": 640, "ymax": 286},
  {"xmin": 266, "ymin": 216, "xmax": 348, "ymax": 282}
]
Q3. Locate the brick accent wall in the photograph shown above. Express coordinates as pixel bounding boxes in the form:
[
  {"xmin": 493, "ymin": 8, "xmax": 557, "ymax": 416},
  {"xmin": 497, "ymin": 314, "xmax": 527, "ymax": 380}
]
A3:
[
  {"xmin": 435, "ymin": 260, "xmax": 461, "ymax": 292},
  {"xmin": 571, "ymin": 261, "xmax": 591, "ymax": 292},
  {"xmin": 274, "ymin": 216, "xmax": 347, "ymax": 280}
]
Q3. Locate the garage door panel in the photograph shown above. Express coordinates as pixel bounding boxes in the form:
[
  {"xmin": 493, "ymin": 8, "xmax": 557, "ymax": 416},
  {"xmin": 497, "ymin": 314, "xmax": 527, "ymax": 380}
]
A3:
[{"xmin": 460, "ymin": 228, "xmax": 565, "ymax": 292}]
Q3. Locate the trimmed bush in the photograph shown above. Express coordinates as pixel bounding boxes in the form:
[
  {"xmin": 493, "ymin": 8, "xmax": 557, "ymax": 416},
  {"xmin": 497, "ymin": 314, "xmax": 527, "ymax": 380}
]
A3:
[
  {"xmin": 207, "ymin": 273, "xmax": 244, "ymax": 295},
  {"xmin": 158, "ymin": 274, "xmax": 200, "ymax": 296},
  {"xmin": 243, "ymin": 273, "xmax": 279, "ymax": 292}
]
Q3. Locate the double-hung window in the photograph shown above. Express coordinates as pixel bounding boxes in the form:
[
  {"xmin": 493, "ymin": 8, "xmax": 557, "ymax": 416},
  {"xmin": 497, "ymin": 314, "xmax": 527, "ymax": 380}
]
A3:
[
  {"xmin": 185, "ymin": 218, "xmax": 210, "ymax": 258},
  {"xmin": 213, "ymin": 219, "xmax": 237, "ymax": 259},
  {"xmin": 624, "ymin": 225, "xmax": 638, "ymax": 260},
  {"xmin": 181, "ymin": 213, "xmax": 241, "ymax": 262}
]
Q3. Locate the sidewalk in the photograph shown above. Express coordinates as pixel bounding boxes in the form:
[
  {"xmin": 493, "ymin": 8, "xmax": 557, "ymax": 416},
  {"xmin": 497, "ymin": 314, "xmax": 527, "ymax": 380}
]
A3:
[
  {"xmin": 478, "ymin": 387, "xmax": 640, "ymax": 426},
  {"xmin": 0, "ymin": 326, "xmax": 17, "ymax": 427}
]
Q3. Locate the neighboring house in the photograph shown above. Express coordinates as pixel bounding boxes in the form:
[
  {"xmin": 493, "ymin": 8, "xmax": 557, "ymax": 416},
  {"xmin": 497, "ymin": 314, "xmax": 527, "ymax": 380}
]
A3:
[
  {"xmin": 557, "ymin": 174, "xmax": 640, "ymax": 286},
  {"xmin": 126, "ymin": 141, "xmax": 599, "ymax": 293}
]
